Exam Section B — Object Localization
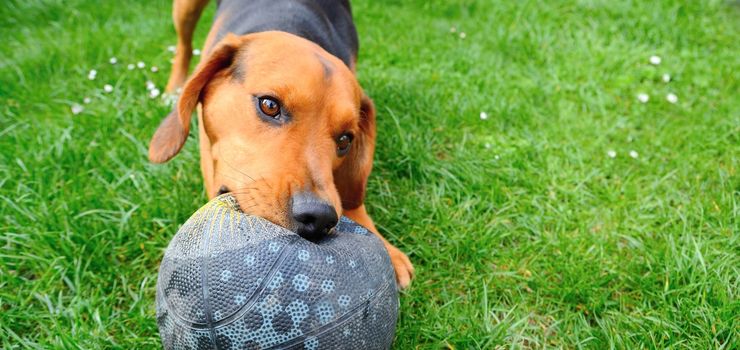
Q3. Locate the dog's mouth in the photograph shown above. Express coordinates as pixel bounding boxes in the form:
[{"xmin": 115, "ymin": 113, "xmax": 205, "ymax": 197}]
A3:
[
  {"xmin": 217, "ymin": 185, "xmax": 231, "ymax": 196},
  {"xmin": 221, "ymin": 184, "xmax": 338, "ymax": 240},
  {"xmin": 224, "ymin": 184, "xmax": 293, "ymax": 230}
]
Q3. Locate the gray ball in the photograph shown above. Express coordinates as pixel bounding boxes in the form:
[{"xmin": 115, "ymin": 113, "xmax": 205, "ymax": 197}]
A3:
[{"xmin": 156, "ymin": 194, "xmax": 399, "ymax": 349}]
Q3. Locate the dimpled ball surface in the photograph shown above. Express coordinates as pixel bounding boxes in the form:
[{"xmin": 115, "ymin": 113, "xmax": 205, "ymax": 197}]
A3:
[{"xmin": 156, "ymin": 194, "xmax": 399, "ymax": 350}]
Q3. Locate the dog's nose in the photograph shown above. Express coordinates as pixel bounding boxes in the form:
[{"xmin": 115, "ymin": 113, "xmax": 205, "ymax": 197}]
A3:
[{"xmin": 291, "ymin": 193, "xmax": 338, "ymax": 241}]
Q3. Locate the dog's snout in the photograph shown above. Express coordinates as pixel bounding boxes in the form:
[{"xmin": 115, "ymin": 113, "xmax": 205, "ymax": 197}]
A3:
[{"xmin": 291, "ymin": 193, "xmax": 338, "ymax": 241}]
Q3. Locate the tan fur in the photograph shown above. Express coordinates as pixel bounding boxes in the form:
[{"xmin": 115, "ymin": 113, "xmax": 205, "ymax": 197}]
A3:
[{"xmin": 150, "ymin": 11, "xmax": 414, "ymax": 288}]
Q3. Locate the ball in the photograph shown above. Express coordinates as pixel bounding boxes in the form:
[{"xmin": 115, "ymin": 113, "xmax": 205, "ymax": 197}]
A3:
[{"xmin": 156, "ymin": 194, "xmax": 399, "ymax": 349}]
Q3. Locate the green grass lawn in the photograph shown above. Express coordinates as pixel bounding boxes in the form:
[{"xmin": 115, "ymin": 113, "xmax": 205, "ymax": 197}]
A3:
[{"xmin": 2, "ymin": 0, "xmax": 738, "ymax": 348}]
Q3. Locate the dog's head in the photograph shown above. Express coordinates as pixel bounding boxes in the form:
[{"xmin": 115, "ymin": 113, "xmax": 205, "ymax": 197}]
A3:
[{"xmin": 148, "ymin": 32, "xmax": 375, "ymax": 240}]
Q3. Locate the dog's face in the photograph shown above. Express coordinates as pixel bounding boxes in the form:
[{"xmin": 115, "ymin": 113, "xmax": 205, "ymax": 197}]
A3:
[{"xmin": 149, "ymin": 32, "xmax": 376, "ymax": 240}]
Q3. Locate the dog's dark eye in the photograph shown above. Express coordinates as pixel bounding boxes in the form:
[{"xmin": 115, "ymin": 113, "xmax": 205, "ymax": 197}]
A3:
[
  {"xmin": 337, "ymin": 133, "xmax": 353, "ymax": 156},
  {"xmin": 259, "ymin": 97, "xmax": 280, "ymax": 118}
]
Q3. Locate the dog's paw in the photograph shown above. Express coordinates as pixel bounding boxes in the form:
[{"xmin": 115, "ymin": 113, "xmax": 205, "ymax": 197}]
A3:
[{"xmin": 385, "ymin": 244, "xmax": 414, "ymax": 290}]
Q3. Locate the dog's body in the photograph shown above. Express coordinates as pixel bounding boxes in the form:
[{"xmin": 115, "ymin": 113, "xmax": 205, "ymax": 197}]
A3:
[
  {"xmin": 165, "ymin": 0, "xmax": 359, "ymax": 92},
  {"xmin": 149, "ymin": 0, "xmax": 414, "ymax": 288},
  {"xmin": 213, "ymin": 0, "xmax": 357, "ymax": 65}
]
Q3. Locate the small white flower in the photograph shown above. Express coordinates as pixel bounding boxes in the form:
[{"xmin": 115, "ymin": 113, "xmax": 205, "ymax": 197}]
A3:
[
  {"xmin": 649, "ymin": 55, "xmax": 661, "ymax": 65},
  {"xmin": 150, "ymin": 66, "xmax": 158, "ymax": 73},
  {"xmin": 127, "ymin": 64, "xmax": 135, "ymax": 70},
  {"xmin": 479, "ymin": 111, "xmax": 488, "ymax": 120},
  {"xmin": 193, "ymin": 49, "xmax": 201, "ymax": 56},
  {"xmin": 607, "ymin": 150, "xmax": 617, "ymax": 158},
  {"xmin": 666, "ymin": 93, "xmax": 678, "ymax": 104},
  {"xmin": 137, "ymin": 61, "xmax": 145, "ymax": 69},
  {"xmin": 71, "ymin": 104, "xmax": 84, "ymax": 115},
  {"xmin": 83, "ymin": 97, "xmax": 92, "ymax": 104},
  {"xmin": 459, "ymin": 32, "xmax": 466, "ymax": 39},
  {"xmin": 637, "ymin": 93, "xmax": 649, "ymax": 103},
  {"xmin": 167, "ymin": 45, "xmax": 176, "ymax": 53},
  {"xmin": 109, "ymin": 57, "xmax": 117, "ymax": 65},
  {"xmin": 484, "ymin": 143, "xmax": 491, "ymax": 149},
  {"xmin": 494, "ymin": 154, "xmax": 500, "ymax": 160},
  {"xmin": 87, "ymin": 69, "xmax": 97, "ymax": 80},
  {"xmin": 146, "ymin": 81, "xmax": 156, "ymax": 90},
  {"xmin": 629, "ymin": 150, "xmax": 639, "ymax": 159},
  {"xmin": 662, "ymin": 73, "xmax": 671, "ymax": 83},
  {"xmin": 162, "ymin": 93, "xmax": 178, "ymax": 107},
  {"xmin": 103, "ymin": 84, "xmax": 113, "ymax": 93},
  {"xmin": 150, "ymin": 88, "xmax": 161, "ymax": 98},
  {"xmin": 450, "ymin": 26, "xmax": 457, "ymax": 33}
]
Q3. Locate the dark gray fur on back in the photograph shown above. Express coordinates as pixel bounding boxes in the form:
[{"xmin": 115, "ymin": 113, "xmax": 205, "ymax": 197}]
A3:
[{"xmin": 214, "ymin": 0, "xmax": 358, "ymax": 67}]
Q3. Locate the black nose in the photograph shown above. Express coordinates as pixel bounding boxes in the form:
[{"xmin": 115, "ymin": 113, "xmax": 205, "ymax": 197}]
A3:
[{"xmin": 291, "ymin": 193, "xmax": 338, "ymax": 240}]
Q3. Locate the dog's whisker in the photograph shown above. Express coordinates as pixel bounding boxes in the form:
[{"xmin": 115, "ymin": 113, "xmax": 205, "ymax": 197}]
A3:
[
  {"xmin": 222, "ymin": 159, "xmax": 259, "ymax": 184},
  {"xmin": 212, "ymin": 147, "xmax": 278, "ymax": 200},
  {"xmin": 257, "ymin": 174, "xmax": 275, "ymax": 191},
  {"xmin": 227, "ymin": 187, "xmax": 261, "ymax": 194},
  {"xmin": 213, "ymin": 167, "xmax": 258, "ymax": 189},
  {"xmin": 224, "ymin": 187, "xmax": 261, "ymax": 193},
  {"xmin": 227, "ymin": 193, "xmax": 261, "ymax": 205}
]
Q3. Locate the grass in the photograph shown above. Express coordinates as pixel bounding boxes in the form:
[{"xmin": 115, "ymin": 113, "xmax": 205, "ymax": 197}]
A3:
[{"xmin": 1, "ymin": 0, "xmax": 738, "ymax": 348}]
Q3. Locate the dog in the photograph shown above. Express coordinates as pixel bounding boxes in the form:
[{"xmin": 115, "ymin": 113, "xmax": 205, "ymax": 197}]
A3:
[{"xmin": 148, "ymin": 0, "xmax": 414, "ymax": 288}]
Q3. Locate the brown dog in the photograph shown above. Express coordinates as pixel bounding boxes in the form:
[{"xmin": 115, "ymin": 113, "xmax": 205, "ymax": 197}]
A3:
[{"xmin": 148, "ymin": 0, "xmax": 414, "ymax": 288}]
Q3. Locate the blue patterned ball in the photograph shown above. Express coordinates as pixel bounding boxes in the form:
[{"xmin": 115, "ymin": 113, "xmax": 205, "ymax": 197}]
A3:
[{"xmin": 156, "ymin": 194, "xmax": 399, "ymax": 349}]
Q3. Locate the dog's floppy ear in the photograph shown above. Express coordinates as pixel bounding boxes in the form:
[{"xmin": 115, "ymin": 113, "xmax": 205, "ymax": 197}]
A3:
[
  {"xmin": 148, "ymin": 34, "xmax": 245, "ymax": 163},
  {"xmin": 334, "ymin": 94, "xmax": 377, "ymax": 209}
]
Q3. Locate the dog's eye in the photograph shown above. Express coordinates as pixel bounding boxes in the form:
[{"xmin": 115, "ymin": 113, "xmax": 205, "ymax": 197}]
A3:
[
  {"xmin": 336, "ymin": 133, "xmax": 353, "ymax": 156},
  {"xmin": 259, "ymin": 97, "xmax": 280, "ymax": 118}
]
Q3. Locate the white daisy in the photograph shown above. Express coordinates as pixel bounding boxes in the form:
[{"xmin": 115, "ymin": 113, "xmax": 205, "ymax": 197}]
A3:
[
  {"xmin": 666, "ymin": 93, "xmax": 678, "ymax": 104},
  {"xmin": 649, "ymin": 55, "xmax": 661, "ymax": 65},
  {"xmin": 637, "ymin": 93, "xmax": 649, "ymax": 103},
  {"xmin": 150, "ymin": 66, "xmax": 159, "ymax": 73},
  {"xmin": 71, "ymin": 104, "xmax": 84, "ymax": 115},
  {"xmin": 109, "ymin": 57, "xmax": 117, "ymax": 65},
  {"xmin": 137, "ymin": 61, "xmax": 145, "ymax": 69},
  {"xmin": 150, "ymin": 88, "xmax": 161, "ymax": 98},
  {"xmin": 193, "ymin": 49, "xmax": 201, "ymax": 56},
  {"xmin": 607, "ymin": 150, "xmax": 617, "ymax": 158},
  {"xmin": 127, "ymin": 64, "xmax": 135, "ymax": 70},
  {"xmin": 103, "ymin": 84, "xmax": 113, "ymax": 93},
  {"xmin": 459, "ymin": 32, "xmax": 466, "ymax": 39},
  {"xmin": 83, "ymin": 97, "xmax": 91, "ymax": 104},
  {"xmin": 167, "ymin": 45, "xmax": 176, "ymax": 53},
  {"xmin": 480, "ymin": 111, "xmax": 488, "ymax": 120},
  {"xmin": 662, "ymin": 73, "xmax": 671, "ymax": 83},
  {"xmin": 629, "ymin": 150, "xmax": 639, "ymax": 159},
  {"xmin": 162, "ymin": 93, "xmax": 178, "ymax": 107}
]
